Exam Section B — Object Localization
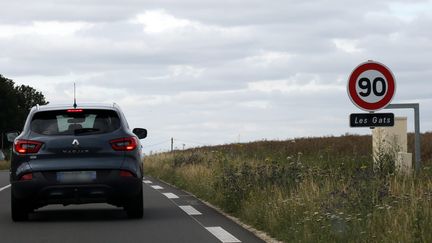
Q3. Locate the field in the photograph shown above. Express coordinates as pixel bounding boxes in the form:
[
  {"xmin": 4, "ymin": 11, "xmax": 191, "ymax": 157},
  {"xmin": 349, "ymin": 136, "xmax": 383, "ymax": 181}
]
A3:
[{"xmin": 144, "ymin": 133, "xmax": 432, "ymax": 242}]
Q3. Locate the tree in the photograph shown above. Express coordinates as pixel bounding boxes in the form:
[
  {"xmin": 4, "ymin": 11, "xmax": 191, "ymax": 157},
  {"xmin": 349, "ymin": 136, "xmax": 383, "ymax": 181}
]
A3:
[
  {"xmin": 0, "ymin": 75, "xmax": 19, "ymax": 134},
  {"xmin": 14, "ymin": 84, "xmax": 49, "ymax": 129},
  {"xmin": 0, "ymin": 74, "xmax": 48, "ymax": 149}
]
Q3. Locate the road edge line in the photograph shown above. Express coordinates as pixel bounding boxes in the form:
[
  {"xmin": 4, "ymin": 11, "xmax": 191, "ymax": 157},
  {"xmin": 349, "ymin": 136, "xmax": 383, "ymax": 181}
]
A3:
[
  {"xmin": 0, "ymin": 184, "xmax": 11, "ymax": 192},
  {"xmin": 205, "ymin": 226, "xmax": 241, "ymax": 243}
]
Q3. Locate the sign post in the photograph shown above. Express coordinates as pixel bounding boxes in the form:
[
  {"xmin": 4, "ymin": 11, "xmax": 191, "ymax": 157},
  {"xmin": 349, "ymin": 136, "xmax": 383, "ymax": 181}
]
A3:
[
  {"xmin": 347, "ymin": 60, "xmax": 422, "ymax": 171},
  {"xmin": 384, "ymin": 103, "xmax": 421, "ymax": 172}
]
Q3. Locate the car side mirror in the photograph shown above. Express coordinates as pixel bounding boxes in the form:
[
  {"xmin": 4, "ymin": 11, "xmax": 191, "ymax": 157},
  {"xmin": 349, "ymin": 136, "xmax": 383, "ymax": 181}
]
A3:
[
  {"xmin": 132, "ymin": 128, "xmax": 147, "ymax": 139},
  {"xmin": 6, "ymin": 131, "xmax": 19, "ymax": 142}
]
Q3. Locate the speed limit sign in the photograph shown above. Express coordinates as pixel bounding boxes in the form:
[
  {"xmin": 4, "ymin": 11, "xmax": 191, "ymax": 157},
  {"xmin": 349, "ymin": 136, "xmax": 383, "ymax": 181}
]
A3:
[{"xmin": 347, "ymin": 61, "xmax": 396, "ymax": 111}]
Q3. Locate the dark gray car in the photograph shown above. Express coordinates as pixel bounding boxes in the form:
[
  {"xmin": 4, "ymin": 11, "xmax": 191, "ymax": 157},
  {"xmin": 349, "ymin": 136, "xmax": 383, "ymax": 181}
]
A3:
[{"xmin": 9, "ymin": 103, "xmax": 147, "ymax": 221}]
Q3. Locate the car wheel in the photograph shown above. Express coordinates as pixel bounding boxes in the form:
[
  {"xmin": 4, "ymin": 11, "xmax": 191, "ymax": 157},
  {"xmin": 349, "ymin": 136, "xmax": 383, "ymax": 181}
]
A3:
[
  {"xmin": 125, "ymin": 187, "xmax": 143, "ymax": 219},
  {"xmin": 11, "ymin": 191, "xmax": 30, "ymax": 221}
]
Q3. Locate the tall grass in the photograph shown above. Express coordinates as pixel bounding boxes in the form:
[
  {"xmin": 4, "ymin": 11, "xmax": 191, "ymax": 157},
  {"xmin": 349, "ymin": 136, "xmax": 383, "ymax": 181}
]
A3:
[
  {"xmin": 0, "ymin": 160, "xmax": 10, "ymax": 170},
  {"xmin": 144, "ymin": 133, "xmax": 432, "ymax": 242},
  {"xmin": 0, "ymin": 148, "xmax": 11, "ymax": 170}
]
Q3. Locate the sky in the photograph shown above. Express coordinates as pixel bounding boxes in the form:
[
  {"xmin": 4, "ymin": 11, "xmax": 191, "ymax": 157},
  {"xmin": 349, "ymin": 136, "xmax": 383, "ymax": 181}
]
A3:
[{"xmin": 1, "ymin": 0, "xmax": 431, "ymax": 153}]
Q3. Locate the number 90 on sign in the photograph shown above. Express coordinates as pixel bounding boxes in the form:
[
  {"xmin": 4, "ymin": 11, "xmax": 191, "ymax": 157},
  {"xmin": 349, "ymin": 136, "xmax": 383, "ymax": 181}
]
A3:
[{"xmin": 356, "ymin": 70, "xmax": 387, "ymax": 103}]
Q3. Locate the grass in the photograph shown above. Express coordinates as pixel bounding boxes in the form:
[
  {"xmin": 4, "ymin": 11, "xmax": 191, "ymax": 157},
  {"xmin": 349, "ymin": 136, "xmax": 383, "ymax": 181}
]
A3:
[
  {"xmin": 0, "ymin": 160, "xmax": 10, "ymax": 170},
  {"xmin": 144, "ymin": 133, "xmax": 432, "ymax": 242}
]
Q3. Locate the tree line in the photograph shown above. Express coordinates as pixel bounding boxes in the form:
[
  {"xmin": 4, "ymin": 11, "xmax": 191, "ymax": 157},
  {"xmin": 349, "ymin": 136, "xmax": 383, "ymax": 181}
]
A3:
[{"xmin": 0, "ymin": 74, "xmax": 48, "ymax": 149}]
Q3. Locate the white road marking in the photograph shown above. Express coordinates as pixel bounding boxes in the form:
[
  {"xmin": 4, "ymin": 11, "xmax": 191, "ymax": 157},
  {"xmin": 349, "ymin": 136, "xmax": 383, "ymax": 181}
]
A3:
[
  {"xmin": 146, "ymin": 180, "xmax": 244, "ymax": 242},
  {"xmin": 162, "ymin": 192, "xmax": 179, "ymax": 199},
  {"xmin": 0, "ymin": 184, "xmax": 11, "ymax": 192},
  {"xmin": 151, "ymin": 185, "xmax": 164, "ymax": 190},
  {"xmin": 179, "ymin": 205, "xmax": 202, "ymax": 216},
  {"xmin": 205, "ymin": 227, "xmax": 241, "ymax": 243}
]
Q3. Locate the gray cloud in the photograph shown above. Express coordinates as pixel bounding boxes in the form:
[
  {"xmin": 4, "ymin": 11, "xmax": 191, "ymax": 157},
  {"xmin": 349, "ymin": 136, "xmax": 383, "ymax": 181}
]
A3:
[{"xmin": 1, "ymin": 0, "xmax": 431, "ymax": 152}]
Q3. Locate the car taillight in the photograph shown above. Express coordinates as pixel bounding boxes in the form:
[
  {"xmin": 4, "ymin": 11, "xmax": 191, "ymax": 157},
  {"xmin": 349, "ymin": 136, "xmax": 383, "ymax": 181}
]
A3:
[
  {"xmin": 20, "ymin": 173, "xmax": 33, "ymax": 181},
  {"xmin": 110, "ymin": 137, "xmax": 138, "ymax": 151},
  {"xmin": 67, "ymin": 109, "xmax": 83, "ymax": 113},
  {"xmin": 14, "ymin": 140, "xmax": 43, "ymax": 154},
  {"xmin": 120, "ymin": 170, "xmax": 134, "ymax": 177}
]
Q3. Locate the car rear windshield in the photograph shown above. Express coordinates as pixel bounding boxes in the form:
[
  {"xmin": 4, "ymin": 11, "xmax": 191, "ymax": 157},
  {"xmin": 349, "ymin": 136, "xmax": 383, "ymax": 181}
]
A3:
[{"xmin": 30, "ymin": 109, "xmax": 121, "ymax": 136}]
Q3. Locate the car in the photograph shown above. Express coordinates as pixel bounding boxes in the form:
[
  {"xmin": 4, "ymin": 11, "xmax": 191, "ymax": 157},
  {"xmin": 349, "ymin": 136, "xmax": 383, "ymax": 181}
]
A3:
[{"xmin": 8, "ymin": 103, "xmax": 147, "ymax": 221}]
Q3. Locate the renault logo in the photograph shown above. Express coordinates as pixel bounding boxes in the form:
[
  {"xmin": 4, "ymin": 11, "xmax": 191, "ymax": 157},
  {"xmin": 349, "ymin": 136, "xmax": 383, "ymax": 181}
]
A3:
[{"xmin": 72, "ymin": 139, "xmax": 80, "ymax": 147}]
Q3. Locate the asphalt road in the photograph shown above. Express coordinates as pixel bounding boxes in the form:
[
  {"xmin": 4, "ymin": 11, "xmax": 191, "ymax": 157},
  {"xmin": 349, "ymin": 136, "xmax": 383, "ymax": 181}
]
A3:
[{"xmin": 0, "ymin": 171, "xmax": 265, "ymax": 243}]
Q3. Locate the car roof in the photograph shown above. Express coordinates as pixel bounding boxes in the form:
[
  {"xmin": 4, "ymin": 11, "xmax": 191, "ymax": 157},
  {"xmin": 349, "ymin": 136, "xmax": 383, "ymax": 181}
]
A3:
[{"xmin": 32, "ymin": 103, "xmax": 122, "ymax": 112}]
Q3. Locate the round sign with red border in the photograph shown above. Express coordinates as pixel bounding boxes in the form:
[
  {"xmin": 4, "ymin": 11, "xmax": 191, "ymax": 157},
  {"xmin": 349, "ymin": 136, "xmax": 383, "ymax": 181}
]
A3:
[{"xmin": 347, "ymin": 61, "xmax": 396, "ymax": 111}]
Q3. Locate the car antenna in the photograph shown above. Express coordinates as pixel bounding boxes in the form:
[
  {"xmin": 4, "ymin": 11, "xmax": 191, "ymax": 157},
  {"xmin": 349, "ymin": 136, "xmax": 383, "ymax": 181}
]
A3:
[{"xmin": 73, "ymin": 82, "xmax": 77, "ymax": 109}]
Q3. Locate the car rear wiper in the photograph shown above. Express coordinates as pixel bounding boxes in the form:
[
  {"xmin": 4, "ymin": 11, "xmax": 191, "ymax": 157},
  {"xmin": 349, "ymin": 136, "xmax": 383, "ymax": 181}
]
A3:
[{"xmin": 73, "ymin": 128, "xmax": 100, "ymax": 135}]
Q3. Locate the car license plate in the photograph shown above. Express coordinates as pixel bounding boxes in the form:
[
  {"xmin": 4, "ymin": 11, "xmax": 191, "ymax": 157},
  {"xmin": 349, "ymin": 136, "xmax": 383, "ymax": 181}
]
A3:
[{"xmin": 57, "ymin": 171, "xmax": 96, "ymax": 183}]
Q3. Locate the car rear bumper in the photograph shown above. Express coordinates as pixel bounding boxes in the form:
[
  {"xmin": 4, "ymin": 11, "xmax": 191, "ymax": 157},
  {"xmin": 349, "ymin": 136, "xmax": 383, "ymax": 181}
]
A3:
[{"xmin": 11, "ymin": 170, "xmax": 142, "ymax": 208}]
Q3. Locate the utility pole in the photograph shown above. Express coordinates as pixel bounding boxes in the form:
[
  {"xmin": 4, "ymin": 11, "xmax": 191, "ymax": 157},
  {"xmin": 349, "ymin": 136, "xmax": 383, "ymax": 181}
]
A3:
[
  {"xmin": 182, "ymin": 144, "xmax": 185, "ymax": 150},
  {"xmin": 171, "ymin": 138, "xmax": 174, "ymax": 152}
]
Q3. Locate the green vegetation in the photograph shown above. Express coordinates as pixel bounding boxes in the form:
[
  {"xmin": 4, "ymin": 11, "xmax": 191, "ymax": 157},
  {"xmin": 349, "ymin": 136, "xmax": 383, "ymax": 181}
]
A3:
[
  {"xmin": 1, "ymin": 74, "xmax": 48, "ymax": 149},
  {"xmin": 144, "ymin": 133, "xmax": 432, "ymax": 242},
  {"xmin": 0, "ymin": 160, "xmax": 10, "ymax": 170}
]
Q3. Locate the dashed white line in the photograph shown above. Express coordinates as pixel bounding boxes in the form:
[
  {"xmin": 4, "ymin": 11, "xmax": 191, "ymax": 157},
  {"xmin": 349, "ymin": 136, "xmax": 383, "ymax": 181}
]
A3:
[
  {"xmin": 147, "ymin": 180, "xmax": 243, "ymax": 243},
  {"xmin": 162, "ymin": 192, "xmax": 179, "ymax": 199},
  {"xmin": 0, "ymin": 184, "xmax": 11, "ymax": 192},
  {"xmin": 143, "ymin": 180, "xmax": 152, "ymax": 184},
  {"xmin": 179, "ymin": 205, "xmax": 202, "ymax": 216},
  {"xmin": 205, "ymin": 227, "xmax": 241, "ymax": 243},
  {"xmin": 151, "ymin": 185, "xmax": 164, "ymax": 190}
]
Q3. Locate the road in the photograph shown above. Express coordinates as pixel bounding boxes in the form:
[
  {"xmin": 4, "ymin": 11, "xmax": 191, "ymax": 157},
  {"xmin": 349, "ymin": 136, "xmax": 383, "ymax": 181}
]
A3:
[{"xmin": 0, "ymin": 171, "xmax": 265, "ymax": 243}]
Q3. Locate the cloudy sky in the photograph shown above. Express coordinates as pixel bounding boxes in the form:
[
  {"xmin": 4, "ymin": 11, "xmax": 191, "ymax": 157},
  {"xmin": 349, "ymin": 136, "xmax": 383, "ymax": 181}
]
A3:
[{"xmin": 1, "ymin": 0, "xmax": 431, "ymax": 152}]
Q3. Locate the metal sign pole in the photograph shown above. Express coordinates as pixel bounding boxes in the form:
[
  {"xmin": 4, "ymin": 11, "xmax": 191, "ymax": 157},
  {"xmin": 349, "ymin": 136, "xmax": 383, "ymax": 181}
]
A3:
[{"xmin": 384, "ymin": 103, "xmax": 421, "ymax": 172}]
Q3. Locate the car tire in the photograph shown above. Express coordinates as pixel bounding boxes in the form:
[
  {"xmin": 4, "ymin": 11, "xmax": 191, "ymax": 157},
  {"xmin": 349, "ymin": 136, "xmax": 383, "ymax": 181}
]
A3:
[
  {"xmin": 11, "ymin": 191, "xmax": 30, "ymax": 222},
  {"xmin": 125, "ymin": 187, "xmax": 143, "ymax": 219}
]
